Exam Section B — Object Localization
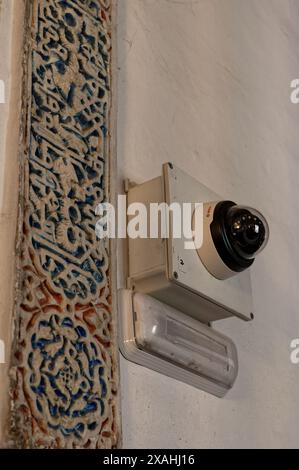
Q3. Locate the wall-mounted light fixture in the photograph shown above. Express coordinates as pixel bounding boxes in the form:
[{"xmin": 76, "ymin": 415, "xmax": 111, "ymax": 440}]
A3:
[
  {"xmin": 119, "ymin": 289, "xmax": 238, "ymax": 397},
  {"xmin": 119, "ymin": 163, "xmax": 269, "ymax": 396}
]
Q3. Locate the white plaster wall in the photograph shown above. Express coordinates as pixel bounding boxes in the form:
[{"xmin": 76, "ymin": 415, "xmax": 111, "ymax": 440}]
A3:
[{"xmin": 117, "ymin": 0, "xmax": 299, "ymax": 448}]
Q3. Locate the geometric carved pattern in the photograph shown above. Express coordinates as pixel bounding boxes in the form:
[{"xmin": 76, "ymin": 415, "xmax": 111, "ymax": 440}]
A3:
[{"xmin": 9, "ymin": 0, "xmax": 119, "ymax": 448}]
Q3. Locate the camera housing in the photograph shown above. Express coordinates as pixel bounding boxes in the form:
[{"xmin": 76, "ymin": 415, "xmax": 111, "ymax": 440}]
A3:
[
  {"xmin": 126, "ymin": 163, "xmax": 269, "ymax": 323},
  {"xmin": 195, "ymin": 201, "xmax": 269, "ymax": 280},
  {"xmin": 121, "ymin": 164, "xmax": 269, "ymax": 395}
]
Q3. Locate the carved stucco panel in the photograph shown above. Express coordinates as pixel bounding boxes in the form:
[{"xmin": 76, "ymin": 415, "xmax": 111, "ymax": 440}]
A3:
[{"xmin": 9, "ymin": 0, "xmax": 119, "ymax": 449}]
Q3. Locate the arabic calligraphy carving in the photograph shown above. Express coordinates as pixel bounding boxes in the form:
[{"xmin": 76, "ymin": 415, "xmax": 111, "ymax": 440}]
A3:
[{"xmin": 9, "ymin": 0, "xmax": 119, "ymax": 449}]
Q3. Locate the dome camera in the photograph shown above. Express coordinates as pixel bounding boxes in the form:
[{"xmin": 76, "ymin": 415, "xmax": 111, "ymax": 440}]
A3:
[
  {"xmin": 126, "ymin": 164, "xmax": 268, "ymax": 323},
  {"xmin": 195, "ymin": 201, "xmax": 269, "ymax": 280}
]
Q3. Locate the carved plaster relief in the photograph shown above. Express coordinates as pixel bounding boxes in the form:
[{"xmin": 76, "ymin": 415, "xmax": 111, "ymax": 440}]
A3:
[{"xmin": 9, "ymin": 0, "xmax": 119, "ymax": 449}]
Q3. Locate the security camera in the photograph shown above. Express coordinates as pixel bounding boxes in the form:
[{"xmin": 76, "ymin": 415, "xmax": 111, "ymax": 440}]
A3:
[
  {"xmin": 195, "ymin": 201, "xmax": 269, "ymax": 280},
  {"xmin": 122, "ymin": 164, "xmax": 270, "ymax": 395},
  {"xmin": 126, "ymin": 163, "xmax": 269, "ymax": 323}
]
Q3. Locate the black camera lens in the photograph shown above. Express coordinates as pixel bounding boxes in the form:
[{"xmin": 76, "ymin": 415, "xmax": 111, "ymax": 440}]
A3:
[
  {"xmin": 226, "ymin": 207, "xmax": 267, "ymax": 259},
  {"xmin": 210, "ymin": 201, "xmax": 269, "ymax": 273}
]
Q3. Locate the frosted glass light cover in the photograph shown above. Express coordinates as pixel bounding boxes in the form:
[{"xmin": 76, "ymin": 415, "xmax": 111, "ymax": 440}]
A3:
[{"xmin": 119, "ymin": 289, "xmax": 238, "ymax": 397}]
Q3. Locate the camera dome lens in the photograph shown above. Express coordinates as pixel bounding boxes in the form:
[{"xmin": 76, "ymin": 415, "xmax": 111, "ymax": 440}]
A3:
[{"xmin": 226, "ymin": 205, "xmax": 269, "ymax": 259}]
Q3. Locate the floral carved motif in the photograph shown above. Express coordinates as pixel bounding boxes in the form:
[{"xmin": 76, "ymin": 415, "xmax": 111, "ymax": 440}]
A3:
[{"xmin": 10, "ymin": 0, "xmax": 119, "ymax": 448}]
